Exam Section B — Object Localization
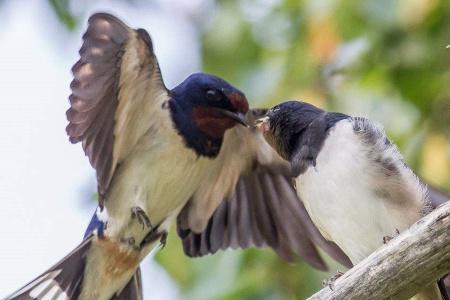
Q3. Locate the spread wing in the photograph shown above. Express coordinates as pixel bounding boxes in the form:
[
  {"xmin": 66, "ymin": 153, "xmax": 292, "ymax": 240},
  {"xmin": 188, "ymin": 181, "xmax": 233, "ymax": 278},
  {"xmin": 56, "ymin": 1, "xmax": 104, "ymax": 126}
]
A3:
[
  {"xmin": 66, "ymin": 13, "xmax": 170, "ymax": 204},
  {"xmin": 177, "ymin": 109, "xmax": 352, "ymax": 270}
]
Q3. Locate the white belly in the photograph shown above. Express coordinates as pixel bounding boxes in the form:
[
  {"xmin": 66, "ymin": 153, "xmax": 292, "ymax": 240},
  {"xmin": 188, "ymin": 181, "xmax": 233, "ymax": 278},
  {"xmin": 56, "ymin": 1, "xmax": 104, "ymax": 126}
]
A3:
[
  {"xmin": 81, "ymin": 128, "xmax": 211, "ymax": 300},
  {"xmin": 296, "ymin": 120, "xmax": 424, "ymax": 264},
  {"xmin": 104, "ymin": 128, "xmax": 210, "ymax": 243}
]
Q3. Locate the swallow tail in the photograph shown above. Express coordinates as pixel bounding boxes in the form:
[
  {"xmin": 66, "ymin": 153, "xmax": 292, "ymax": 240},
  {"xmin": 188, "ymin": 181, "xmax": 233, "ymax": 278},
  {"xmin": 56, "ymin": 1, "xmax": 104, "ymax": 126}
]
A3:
[
  {"xmin": 4, "ymin": 237, "xmax": 91, "ymax": 299},
  {"xmin": 410, "ymin": 282, "xmax": 449, "ymax": 300},
  {"xmin": 438, "ymin": 277, "xmax": 450, "ymax": 300},
  {"xmin": 4, "ymin": 236, "xmax": 142, "ymax": 300},
  {"xmin": 111, "ymin": 268, "xmax": 143, "ymax": 300}
]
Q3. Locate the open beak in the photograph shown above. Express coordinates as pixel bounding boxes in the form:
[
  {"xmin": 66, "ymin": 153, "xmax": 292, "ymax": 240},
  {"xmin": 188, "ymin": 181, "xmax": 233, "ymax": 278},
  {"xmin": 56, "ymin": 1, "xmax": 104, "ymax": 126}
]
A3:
[
  {"xmin": 219, "ymin": 109, "xmax": 249, "ymax": 127},
  {"xmin": 255, "ymin": 116, "xmax": 270, "ymax": 132}
]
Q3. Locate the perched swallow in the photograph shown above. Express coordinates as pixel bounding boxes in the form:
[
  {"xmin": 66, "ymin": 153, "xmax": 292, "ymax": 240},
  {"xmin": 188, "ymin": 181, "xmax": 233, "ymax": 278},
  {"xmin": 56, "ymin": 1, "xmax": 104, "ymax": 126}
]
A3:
[
  {"xmin": 257, "ymin": 100, "xmax": 449, "ymax": 300},
  {"xmin": 6, "ymin": 14, "xmax": 350, "ymax": 300}
]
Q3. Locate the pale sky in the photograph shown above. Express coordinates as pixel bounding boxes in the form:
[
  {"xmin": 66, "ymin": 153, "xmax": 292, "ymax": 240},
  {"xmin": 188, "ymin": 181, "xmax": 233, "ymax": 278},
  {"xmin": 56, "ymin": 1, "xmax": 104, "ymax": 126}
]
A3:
[{"xmin": 0, "ymin": 0, "xmax": 205, "ymax": 298}]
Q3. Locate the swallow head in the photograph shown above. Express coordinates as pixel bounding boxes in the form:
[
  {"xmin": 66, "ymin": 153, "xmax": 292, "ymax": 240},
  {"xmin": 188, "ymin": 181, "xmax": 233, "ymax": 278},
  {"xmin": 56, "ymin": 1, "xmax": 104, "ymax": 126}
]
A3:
[
  {"xmin": 171, "ymin": 73, "xmax": 249, "ymax": 139},
  {"xmin": 169, "ymin": 73, "xmax": 250, "ymax": 157},
  {"xmin": 256, "ymin": 100, "xmax": 325, "ymax": 160}
]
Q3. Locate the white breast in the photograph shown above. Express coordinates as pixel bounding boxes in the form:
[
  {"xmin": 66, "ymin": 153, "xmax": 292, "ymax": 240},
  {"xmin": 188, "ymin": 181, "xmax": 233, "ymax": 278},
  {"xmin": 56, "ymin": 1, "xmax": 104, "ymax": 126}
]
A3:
[
  {"xmin": 104, "ymin": 123, "xmax": 211, "ymax": 243},
  {"xmin": 296, "ymin": 119, "xmax": 427, "ymax": 264},
  {"xmin": 81, "ymin": 117, "xmax": 212, "ymax": 300}
]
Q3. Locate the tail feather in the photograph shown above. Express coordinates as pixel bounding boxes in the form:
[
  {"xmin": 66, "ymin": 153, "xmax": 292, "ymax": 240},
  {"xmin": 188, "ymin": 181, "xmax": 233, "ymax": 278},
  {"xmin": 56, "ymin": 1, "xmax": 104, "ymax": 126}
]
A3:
[
  {"xmin": 5, "ymin": 237, "xmax": 92, "ymax": 300},
  {"xmin": 112, "ymin": 267, "xmax": 143, "ymax": 300},
  {"xmin": 4, "ymin": 235, "xmax": 144, "ymax": 300},
  {"xmin": 410, "ymin": 280, "xmax": 450, "ymax": 300},
  {"xmin": 428, "ymin": 185, "xmax": 449, "ymax": 208},
  {"xmin": 438, "ymin": 277, "xmax": 450, "ymax": 300},
  {"xmin": 428, "ymin": 186, "xmax": 449, "ymax": 300}
]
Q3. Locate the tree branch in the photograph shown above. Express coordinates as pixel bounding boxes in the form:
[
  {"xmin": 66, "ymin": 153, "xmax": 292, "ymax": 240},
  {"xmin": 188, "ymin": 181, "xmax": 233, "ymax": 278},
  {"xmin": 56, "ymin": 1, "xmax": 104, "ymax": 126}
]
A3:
[{"xmin": 308, "ymin": 202, "xmax": 450, "ymax": 300}]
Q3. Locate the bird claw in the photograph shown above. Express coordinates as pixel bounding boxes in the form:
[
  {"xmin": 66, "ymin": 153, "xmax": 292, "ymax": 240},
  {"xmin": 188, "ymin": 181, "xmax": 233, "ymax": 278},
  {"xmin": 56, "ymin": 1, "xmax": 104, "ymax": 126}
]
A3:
[
  {"xmin": 140, "ymin": 228, "xmax": 168, "ymax": 249},
  {"xmin": 382, "ymin": 236, "xmax": 392, "ymax": 244},
  {"xmin": 131, "ymin": 207, "xmax": 152, "ymax": 230},
  {"xmin": 159, "ymin": 231, "xmax": 168, "ymax": 249},
  {"xmin": 323, "ymin": 270, "xmax": 344, "ymax": 290},
  {"xmin": 383, "ymin": 228, "xmax": 400, "ymax": 244}
]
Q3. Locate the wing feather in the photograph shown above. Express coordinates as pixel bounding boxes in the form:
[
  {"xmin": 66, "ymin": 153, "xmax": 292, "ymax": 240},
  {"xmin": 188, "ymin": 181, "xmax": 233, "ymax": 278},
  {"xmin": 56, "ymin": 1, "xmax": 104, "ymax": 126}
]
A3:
[
  {"xmin": 211, "ymin": 202, "xmax": 228, "ymax": 252},
  {"xmin": 227, "ymin": 180, "xmax": 240, "ymax": 249},
  {"xmin": 236, "ymin": 180, "xmax": 252, "ymax": 247},
  {"xmin": 177, "ymin": 110, "xmax": 352, "ymax": 270},
  {"xmin": 67, "ymin": 13, "xmax": 169, "ymax": 203}
]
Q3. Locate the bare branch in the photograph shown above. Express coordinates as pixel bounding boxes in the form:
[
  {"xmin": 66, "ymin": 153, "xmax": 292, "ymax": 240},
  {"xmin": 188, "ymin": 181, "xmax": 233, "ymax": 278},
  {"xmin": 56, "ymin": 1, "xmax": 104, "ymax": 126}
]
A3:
[{"xmin": 308, "ymin": 202, "xmax": 450, "ymax": 300}]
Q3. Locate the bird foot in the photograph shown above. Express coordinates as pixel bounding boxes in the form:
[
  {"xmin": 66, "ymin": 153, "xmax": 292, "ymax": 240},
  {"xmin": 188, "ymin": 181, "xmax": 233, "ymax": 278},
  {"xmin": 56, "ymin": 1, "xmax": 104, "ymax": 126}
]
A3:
[
  {"xmin": 159, "ymin": 231, "xmax": 168, "ymax": 249},
  {"xmin": 323, "ymin": 270, "xmax": 344, "ymax": 290},
  {"xmin": 131, "ymin": 206, "xmax": 152, "ymax": 230},
  {"xmin": 140, "ymin": 227, "xmax": 168, "ymax": 249},
  {"xmin": 383, "ymin": 228, "xmax": 400, "ymax": 244}
]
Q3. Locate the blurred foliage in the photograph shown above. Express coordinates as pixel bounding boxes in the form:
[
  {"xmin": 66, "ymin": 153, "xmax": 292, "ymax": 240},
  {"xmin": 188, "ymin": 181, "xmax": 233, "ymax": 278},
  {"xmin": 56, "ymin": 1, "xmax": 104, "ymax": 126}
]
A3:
[
  {"xmin": 51, "ymin": 0, "xmax": 449, "ymax": 299},
  {"xmin": 200, "ymin": 0, "xmax": 450, "ymax": 189},
  {"xmin": 49, "ymin": 0, "xmax": 77, "ymax": 30}
]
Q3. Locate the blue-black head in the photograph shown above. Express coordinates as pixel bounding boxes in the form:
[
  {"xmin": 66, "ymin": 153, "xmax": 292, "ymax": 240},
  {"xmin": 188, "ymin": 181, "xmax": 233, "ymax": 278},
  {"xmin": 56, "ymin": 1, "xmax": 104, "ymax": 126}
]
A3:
[
  {"xmin": 256, "ymin": 100, "xmax": 348, "ymax": 161},
  {"xmin": 169, "ymin": 73, "xmax": 249, "ymax": 157},
  {"xmin": 173, "ymin": 73, "xmax": 247, "ymax": 109}
]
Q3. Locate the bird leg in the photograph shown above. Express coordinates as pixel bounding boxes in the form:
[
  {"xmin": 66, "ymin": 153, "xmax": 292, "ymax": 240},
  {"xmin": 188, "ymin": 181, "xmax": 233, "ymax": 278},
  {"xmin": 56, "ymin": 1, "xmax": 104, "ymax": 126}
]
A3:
[
  {"xmin": 128, "ymin": 208, "xmax": 168, "ymax": 249},
  {"xmin": 139, "ymin": 226, "xmax": 168, "ymax": 249},
  {"xmin": 323, "ymin": 270, "xmax": 344, "ymax": 290},
  {"xmin": 383, "ymin": 228, "xmax": 400, "ymax": 244},
  {"xmin": 159, "ymin": 231, "xmax": 168, "ymax": 249},
  {"xmin": 116, "ymin": 207, "xmax": 153, "ymax": 248},
  {"xmin": 131, "ymin": 206, "xmax": 152, "ymax": 230}
]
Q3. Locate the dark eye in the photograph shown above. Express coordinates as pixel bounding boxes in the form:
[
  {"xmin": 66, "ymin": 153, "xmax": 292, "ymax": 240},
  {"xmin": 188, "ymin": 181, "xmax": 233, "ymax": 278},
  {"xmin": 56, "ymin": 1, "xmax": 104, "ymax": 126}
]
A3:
[{"xmin": 206, "ymin": 89, "xmax": 221, "ymax": 101}]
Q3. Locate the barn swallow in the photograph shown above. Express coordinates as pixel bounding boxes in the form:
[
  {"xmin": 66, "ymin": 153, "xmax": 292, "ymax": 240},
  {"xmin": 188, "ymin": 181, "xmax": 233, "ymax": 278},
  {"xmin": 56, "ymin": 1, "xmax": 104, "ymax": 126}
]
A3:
[
  {"xmin": 5, "ymin": 14, "xmax": 351, "ymax": 300},
  {"xmin": 256, "ymin": 100, "xmax": 449, "ymax": 300}
]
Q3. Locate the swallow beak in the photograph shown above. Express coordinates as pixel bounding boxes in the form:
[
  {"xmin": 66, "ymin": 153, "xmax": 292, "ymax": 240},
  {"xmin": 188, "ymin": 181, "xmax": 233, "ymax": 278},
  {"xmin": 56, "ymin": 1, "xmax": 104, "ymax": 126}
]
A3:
[
  {"xmin": 219, "ymin": 109, "xmax": 249, "ymax": 127},
  {"xmin": 221, "ymin": 88, "xmax": 249, "ymax": 127},
  {"xmin": 255, "ymin": 116, "xmax": 270, "ymax": 132}
]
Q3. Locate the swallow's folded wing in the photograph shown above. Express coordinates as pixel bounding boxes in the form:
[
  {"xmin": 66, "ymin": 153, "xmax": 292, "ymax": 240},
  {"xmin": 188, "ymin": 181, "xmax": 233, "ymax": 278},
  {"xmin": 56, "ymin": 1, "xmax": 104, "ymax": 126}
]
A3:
[
  {"xmin": 428, "ymin": 185, "xmax": 450, "ymax": 208},
  {"xmin": 177, "ymin": 109, "xmax": 352, "ymax": 270},
  {"xmin": 66, "ymin": 13, "xmax": 170, "ymax": 204}
]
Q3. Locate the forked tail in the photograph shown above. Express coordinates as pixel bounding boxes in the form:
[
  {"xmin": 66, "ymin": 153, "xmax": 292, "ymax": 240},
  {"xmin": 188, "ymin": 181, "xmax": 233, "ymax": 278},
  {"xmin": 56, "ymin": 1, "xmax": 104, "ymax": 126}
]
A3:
[{"xmin": 4, "ymin": 236, "xmax": 142, "ymax": 300}]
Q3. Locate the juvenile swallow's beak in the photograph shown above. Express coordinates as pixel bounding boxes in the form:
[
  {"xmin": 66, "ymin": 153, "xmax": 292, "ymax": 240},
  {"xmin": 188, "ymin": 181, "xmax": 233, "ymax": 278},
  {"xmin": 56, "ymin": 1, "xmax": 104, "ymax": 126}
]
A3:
[
  {"xmin": 219, "ymin": 109, "xmax": 249, "ymax": 127},
  {"xmin": 255, "ymin": 116, "xmax": 270, "ymax": 132}
]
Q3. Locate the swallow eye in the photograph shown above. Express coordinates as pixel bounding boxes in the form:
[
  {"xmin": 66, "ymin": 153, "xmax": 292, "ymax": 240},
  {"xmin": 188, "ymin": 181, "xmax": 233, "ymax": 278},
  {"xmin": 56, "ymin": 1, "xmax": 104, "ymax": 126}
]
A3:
[{"xmin": 205, "ymin": 89, "xmax": 221, "ymax": 101}]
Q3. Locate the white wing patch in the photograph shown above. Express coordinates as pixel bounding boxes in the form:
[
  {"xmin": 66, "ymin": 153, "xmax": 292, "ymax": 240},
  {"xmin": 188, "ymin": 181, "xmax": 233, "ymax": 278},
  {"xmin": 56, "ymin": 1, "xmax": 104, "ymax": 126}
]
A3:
[{"xmin": 7, "ymin": 270, "xmax": 69, "ymax": 300}]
